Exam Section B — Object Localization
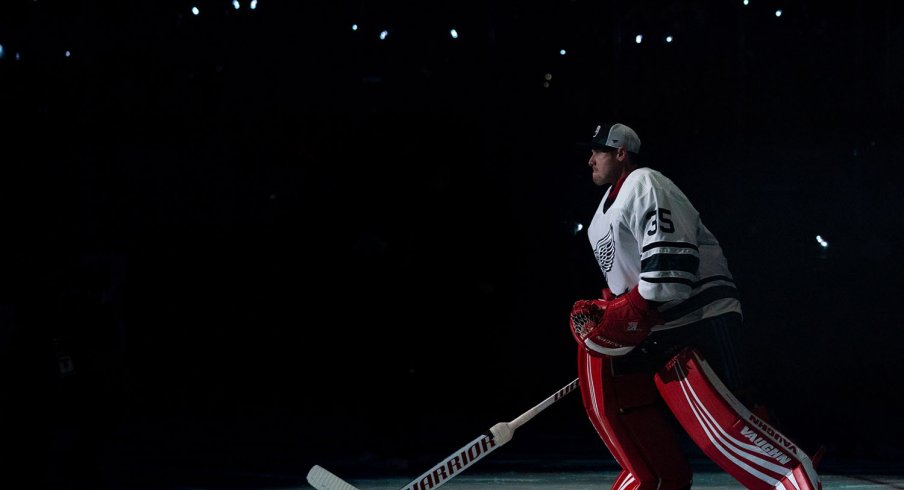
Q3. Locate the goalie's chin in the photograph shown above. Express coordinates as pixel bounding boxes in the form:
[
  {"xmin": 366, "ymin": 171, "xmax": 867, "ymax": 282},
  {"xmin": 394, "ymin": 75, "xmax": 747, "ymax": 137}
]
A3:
[{"xmin": 584, "ymin": 338, "xmax": 636, "ymax": 356}]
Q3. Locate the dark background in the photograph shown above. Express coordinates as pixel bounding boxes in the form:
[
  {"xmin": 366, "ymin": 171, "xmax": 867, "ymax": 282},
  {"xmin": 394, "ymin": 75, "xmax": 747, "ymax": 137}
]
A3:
[{"xmin": 2, "ymin": 1, "xmax": 904, "ymax": 488}]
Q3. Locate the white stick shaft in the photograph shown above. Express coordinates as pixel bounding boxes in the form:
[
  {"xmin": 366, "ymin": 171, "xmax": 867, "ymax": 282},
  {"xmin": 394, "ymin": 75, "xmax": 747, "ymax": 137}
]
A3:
[
  {"xmin": 305, "ymin": 378, "xmax": 581, "ymax": 490},
  {"xmin": 509, "ymin": 377, "xmax": 579, "ymax": 430},
  {"xmin": 399, "ymin": 432, "xmax": 499, "ymax": 490},
  {"xmin": 399, "ymin": 377, "xmax": 580, "ymax": 490}
]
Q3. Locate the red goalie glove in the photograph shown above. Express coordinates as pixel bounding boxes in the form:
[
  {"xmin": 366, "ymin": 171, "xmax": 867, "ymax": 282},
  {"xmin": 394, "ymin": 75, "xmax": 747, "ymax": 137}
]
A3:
[
  {"xmin": 569, "ymin": 287, "xmax": 662, "ymax": 356},
  {"xmin": 601, "ymin": 287, "xmax": 615, "ymax": 301}
]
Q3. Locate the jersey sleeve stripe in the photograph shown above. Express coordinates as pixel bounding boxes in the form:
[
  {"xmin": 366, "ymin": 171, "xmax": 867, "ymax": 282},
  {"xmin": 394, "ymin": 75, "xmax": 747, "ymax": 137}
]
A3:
[
  {"xmin": 642, "ymin": 241, "xmax": 699, "ymax": 253},
  {"xmin": 641, "ymin": 253, "xmax": 700, "ymax": 275},
  {"xmin": 696, "ymin": 275, "xmax": 736, "ymax": 287},
  {"xmin": 641, "ymin": 276, "xmax": 695, "ymax": 287},
  {"xmin": 659, "ymin": 284, "xmax": 740, "ymax": 322}
]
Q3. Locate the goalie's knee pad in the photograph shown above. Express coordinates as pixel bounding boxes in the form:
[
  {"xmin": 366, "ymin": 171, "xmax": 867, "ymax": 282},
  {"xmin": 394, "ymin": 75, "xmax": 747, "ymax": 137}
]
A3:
[
  {"xmin": 578, "ymin": 348, "xmax": 692, "ymax": 490},
  {"xmin": 655, "ymin": 347, "xmax": 821, "ymax": 490}
]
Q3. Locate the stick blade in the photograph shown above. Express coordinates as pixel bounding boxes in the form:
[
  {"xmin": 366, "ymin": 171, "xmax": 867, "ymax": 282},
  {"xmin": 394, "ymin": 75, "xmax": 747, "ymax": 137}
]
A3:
[{"xmin": 306, "ymin": 465, "xmax": 361, "ymax": 490}]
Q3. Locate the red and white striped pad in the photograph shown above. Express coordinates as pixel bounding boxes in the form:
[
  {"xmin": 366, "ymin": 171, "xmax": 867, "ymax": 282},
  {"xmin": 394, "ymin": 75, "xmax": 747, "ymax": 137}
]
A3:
[{"xmin": 655, "ymin": 347, "xmax": 821, "ymax": 490}]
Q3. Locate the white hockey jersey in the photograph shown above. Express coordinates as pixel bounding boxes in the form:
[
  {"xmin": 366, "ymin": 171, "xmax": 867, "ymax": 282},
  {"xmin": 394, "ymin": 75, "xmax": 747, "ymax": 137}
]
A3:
[{"xmin": 586, "ymin": 167, "xmax": 742, "ymax": 331}]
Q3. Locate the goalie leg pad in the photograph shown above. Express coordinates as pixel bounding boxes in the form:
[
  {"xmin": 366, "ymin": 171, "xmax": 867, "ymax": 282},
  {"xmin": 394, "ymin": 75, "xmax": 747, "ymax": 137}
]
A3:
[
  {"xmin": 655, "ymin": 347, "xmax": 821, "ymax": 490},
  {"xmin": 612, "ymin": 469, "xmax": 635, "ymax": 490},
  {"xmin": 578, "ymin": 347, "xmax": 692, "ymax": 490}
]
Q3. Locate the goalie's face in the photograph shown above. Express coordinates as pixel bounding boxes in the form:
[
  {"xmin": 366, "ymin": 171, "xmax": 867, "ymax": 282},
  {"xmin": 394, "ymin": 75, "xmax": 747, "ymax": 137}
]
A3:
[{"xmin": 588, "ymin": 147, "xmax": 625, "ymax": 187}]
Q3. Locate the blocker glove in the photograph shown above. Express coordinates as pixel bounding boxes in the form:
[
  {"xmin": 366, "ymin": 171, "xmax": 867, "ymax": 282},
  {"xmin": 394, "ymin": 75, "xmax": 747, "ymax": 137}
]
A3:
[{"xmin": 569, "ymin": 287, "xmax": 662, "ymax": 356}]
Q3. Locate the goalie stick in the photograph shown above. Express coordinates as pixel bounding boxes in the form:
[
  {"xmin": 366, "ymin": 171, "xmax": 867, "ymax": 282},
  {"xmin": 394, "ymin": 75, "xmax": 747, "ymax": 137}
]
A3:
[{"xmin": 307, "ymin": 377, "xmax": 580, "ymax": 490}]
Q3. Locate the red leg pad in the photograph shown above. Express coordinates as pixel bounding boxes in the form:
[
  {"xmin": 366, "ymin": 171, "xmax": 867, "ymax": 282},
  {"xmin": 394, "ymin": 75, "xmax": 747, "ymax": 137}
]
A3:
[
  {"xmin": 655, "ymin": 347, "xmax": 821, "ymax": 490},
  {"xmin": 578, "ymin": 348, "xmax": 692, "ymax": 490},
  {"xmin": 612, "ymin": 469, "xmax": 635, "ymax": 490}
]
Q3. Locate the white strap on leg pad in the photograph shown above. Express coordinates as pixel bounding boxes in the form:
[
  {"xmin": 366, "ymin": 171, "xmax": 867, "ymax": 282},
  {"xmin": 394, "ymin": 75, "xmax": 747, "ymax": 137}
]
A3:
[{"xmin": 655, "ymin": 347, "xmax": 822, "ymax": 490}]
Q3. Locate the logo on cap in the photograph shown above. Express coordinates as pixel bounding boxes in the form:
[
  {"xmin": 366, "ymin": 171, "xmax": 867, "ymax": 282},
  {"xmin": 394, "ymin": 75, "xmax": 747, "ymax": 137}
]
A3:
[{"xmin": 593, "ymin": 125, "xmax": 601, "ymax": 138}]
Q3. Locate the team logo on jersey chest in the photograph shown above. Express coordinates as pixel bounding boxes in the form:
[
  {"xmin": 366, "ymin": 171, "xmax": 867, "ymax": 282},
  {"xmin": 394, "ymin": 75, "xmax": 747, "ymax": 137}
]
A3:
[{"xmin": 594, "ymin": 225, "xmax": 615, "ymax": 273}]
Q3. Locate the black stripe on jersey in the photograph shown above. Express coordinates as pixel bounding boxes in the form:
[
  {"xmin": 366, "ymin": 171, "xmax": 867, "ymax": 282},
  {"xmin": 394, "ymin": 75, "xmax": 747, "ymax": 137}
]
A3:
[
  {"xmin": 641, "ymin": 253, "xmax": 699, "ymax": 274},
  {"xmin": 642, "ymin": 276, "xmax": 695, "ymax": 287},
  {"xmin": 642, "ymin": 241, "xmax": 699, "ymax": 253},
  {"xmin": 641, "ymin": 274, "xmax": 736, "ymax": 289},
  {"xmin": 697, "ymin": 275, "xmax": 736, "ymax": 287},
  {"xmin": 660, "ymin": 285, "xmax": 740, "ymax": 322}
]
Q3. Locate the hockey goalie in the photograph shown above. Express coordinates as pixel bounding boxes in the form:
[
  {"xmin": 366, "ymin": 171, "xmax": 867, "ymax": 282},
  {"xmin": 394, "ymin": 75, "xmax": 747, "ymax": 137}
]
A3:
[{"xmin": 569, "ymin": 122, "xmax": 821, "ymax": 490}]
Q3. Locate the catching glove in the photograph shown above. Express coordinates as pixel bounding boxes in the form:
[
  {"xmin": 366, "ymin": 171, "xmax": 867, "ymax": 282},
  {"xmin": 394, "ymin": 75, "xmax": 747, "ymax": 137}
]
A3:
[{"xmin": 569, "ymin": 287, "xmax": 662, "ymax": 356}]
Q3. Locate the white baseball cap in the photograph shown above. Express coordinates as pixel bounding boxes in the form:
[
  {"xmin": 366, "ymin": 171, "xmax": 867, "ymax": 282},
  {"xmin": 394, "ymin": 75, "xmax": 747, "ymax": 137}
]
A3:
[{"xmin": 588, "ymin": 123, "xmax": 641, "ymax": 154}]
